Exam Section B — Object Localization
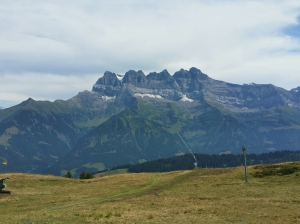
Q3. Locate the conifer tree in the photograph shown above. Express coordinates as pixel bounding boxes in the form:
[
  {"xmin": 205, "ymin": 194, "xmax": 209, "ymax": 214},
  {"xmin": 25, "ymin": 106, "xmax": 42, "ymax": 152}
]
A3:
[
  {"xmin": 85, "ymin": 172, "xmax": 94, "ymax": 179},
  {"xmin": 79, "ymin": 171, "xmax": 86, "ymax": 179},
  {"xmin": 65, "ymin": 171, "xmax": 72, "ymax": 178}
]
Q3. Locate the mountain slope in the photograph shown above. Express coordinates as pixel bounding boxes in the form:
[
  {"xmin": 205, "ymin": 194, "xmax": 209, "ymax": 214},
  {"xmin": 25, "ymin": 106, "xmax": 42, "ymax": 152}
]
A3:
[
  {"xmin": 0, "ymin": 88, "xmax": 138, "ymax": 172},
  {"xmin": 178, "ymin": 104, "xmax": 300, "ymax": 154},
  {"xmin": 49, "ymin": 101, "xmax": 300, "ymax": 176},
  {"xmin": 0, "ymin": 99, "xmax": 82, "ymax": 172},
  {"xmin": 1, "ymin": 67, "xmax": 300, "ymax": 175},
  {"xmin": 49, "ymin": 109, "xmax": 186, "ymax": 176}
]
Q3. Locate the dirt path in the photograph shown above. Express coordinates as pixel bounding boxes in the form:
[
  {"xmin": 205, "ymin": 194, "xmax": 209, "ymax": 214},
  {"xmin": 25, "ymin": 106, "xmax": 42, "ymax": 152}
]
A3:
[{"xmin": 40, "ymin": 173, "xmax": 161, "ymax": 212}]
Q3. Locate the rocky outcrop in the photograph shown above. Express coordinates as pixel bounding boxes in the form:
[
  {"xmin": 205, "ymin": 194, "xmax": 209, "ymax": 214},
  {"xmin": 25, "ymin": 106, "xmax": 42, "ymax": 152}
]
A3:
[
  {"xmin": 122, "ymin": 69, "xmax": 182, "ymax": 100},
  {"xmin": 173, "ymin": 67, "xmax": 208, "ymax": 100},
  {"xmin": 91, "ymin": 67, "xmax": 300, "ymax": 112},
  {"xmin": 92, "ymin": 71, "xmax": 122, "ymax": 96},
  {"xmin": 123, "ymin": 70, "xmax": 147, "ymax": 88}
]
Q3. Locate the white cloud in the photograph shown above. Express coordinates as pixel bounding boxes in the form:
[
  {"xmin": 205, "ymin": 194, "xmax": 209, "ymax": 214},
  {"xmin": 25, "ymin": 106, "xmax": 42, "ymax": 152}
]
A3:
[
  {"xmin": 0, "ymin": 0, "xmax": 300, "ymax": 107},
  {"xmin": 0, "ymin": 73, "xmax": 100, "ymax": 107}
]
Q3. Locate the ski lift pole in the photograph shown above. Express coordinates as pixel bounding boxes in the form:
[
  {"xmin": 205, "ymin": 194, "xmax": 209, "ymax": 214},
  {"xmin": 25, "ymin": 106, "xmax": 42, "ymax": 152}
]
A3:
[
  {"xmin": 3, "ymin": 160, "xmax": 7, "ymax": 173},
  {"xmin": 242, "ymin": 146, "xmax": 248, "ymax": 183},
  {"xmin": 177, "ymin": 132, "xmax": 197, "ymax": 168}
]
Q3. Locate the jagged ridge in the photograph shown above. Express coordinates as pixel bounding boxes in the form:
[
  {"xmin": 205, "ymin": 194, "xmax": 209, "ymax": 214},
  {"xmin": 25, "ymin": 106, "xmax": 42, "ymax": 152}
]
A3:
[{"xmin": 92, "ymin": 67, "xmax": 300, "ymax": 111}]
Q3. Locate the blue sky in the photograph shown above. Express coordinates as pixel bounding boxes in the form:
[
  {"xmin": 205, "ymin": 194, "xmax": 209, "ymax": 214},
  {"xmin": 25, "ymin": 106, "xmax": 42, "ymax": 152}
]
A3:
[{"xmin": 0, "ymin": 0, "xmax": 300, "ymax": 108}]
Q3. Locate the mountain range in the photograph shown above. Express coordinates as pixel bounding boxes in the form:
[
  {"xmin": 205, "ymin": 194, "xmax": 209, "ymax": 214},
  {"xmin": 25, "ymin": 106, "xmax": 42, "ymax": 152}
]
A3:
[{"xmin": 1, "ymin": 67, "xmax": 300, "ymax": 176}]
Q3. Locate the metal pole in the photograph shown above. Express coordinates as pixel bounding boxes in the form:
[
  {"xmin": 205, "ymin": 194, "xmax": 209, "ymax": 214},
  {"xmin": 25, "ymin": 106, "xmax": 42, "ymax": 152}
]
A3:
[
  {"xmin": 3, "ymin": 160, "xmax": 7, "ymax": 173},
  {"xmin": 177, "ymin": 132, "xmax": 198, "ymax": 168},
  {"xmin": 242, "ymin": 146, "xmax": 248, "ymax": 183}
]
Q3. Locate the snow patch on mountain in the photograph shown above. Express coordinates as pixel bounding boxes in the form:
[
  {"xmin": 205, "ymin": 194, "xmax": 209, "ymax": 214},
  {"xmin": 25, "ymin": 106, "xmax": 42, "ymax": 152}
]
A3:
[
  {"xmin": 134, "ymin": 93, "xmax": 163, "ymax": 99},
  {"xmin": 116, "ymin": 74, "xmax": 124, "ymax": 83},
  {"xmin": 180, "ymin": 95, "xmax": 193, "ymax": 102},
  {"xmin": 102, "ymin": 96, "xmax": 116, "ymax": 101}
]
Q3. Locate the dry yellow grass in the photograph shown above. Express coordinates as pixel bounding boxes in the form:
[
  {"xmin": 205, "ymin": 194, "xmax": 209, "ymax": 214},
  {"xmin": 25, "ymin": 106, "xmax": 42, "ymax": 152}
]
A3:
[{"xmin": 1, "ymin": 163, "xmax": 300, "ymax": 223}]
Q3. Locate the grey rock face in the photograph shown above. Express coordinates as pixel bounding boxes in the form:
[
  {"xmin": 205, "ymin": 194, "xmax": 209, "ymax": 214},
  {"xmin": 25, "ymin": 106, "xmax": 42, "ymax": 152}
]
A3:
[
  {"xmin": 123, "ymin": 70, "xmax": 147, "ymax": 88},
  {"xmin": 173, "ymin": 68, "xmax": 208, "ymax": 100},
  {"xmin": 92, "ymin": 71, "xmax": 122, "ymax": 96},
  {"xmin": 144, "ymin": 69, "xmax": 182, "ymax": 100},
  {"xmin": 122, "ymin": 69, "xmax": 183, "ymax": 101},
  {"xmin": 91, "ymin": 67, "xmax": 300, "ymax": 112},
  {"xmin": 202, "ymin": 82, "xmax": 300, "ymax": 111}
]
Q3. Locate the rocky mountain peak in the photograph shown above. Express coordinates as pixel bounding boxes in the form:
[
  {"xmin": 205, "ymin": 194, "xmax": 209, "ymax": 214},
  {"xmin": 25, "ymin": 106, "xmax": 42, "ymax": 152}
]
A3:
[
  {"xmin": 147, "ymin": 69, "xmax": 171, "ymax": 80},
  {"xmin": 172, "ymin": 67, "xmax": 208, "ymax": 81},
  {"xmin": 92, "ymin": 71, "xmax": 122, "ymax": 96},
  {"xmin": 120, "ymin": 69, "xmax": 181, "ymax": 100},
  {"xmin": 95, "ymin": 71, "xmax": 121, "ymax": 87},
  {"xmin": 147, "ymin": 69, "xmax": 178, "ymax": 87},
  {"xmin": 123, "ymin": 70, "xmax": 147, "ymax": 87},
  {"xmin": 20, "ymin": 98, "xmax": 35, "ymax": 106},
  {"xmin": 291, "ymin": 87, "xmax": 300, "ymax": 93},
  {"xmin": 173, "ymin": 68, "xmax": 204, "ymax": 96},
  {"xmin": 90, "ymin": 67, "xmax": 300, "ymax": 111},
  {"xmin": 189, "ymin": 67, "xmax": 209, "ymax": 80},
  {"xmin": 173, "ymin": 68, "xmax": 189, "ymax": 77}
]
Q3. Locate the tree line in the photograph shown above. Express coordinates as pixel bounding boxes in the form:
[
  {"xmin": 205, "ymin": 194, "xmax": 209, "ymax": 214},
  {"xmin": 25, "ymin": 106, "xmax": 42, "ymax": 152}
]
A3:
[
  {"xmin": 65, "ymin": 170, "xmax": 94, "ymax": 179},
  {"xmin": 111, "ymin": 150, "xmax": 300, "ymax": 173}
]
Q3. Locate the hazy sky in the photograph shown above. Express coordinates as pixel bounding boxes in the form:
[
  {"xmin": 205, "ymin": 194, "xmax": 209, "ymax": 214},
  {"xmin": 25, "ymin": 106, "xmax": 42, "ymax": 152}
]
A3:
[{"xmin": 1, "ymin": 0, "xmax": 300, "ymax": 108}]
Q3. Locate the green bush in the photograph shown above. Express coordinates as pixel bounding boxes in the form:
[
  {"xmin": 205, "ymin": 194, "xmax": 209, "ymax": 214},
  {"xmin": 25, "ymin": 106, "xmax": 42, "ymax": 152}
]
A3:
[
  {"xmin": 79, "ymin": 171, "xmax": 94, "ymax": 179},
  {"xmin": 85, "ymin": 172, "xmax": 94, "ymax": 179},
  {"xmin": 65, "ymin": 171, "xmax": 72, "ymax": 178},
  {"xmin": 253, "ymin": 163, "xmax": 300, "ymax": 178},
  {"xmin": 79, "ymin": 171, "xmax": 86, "ymax": 179}
]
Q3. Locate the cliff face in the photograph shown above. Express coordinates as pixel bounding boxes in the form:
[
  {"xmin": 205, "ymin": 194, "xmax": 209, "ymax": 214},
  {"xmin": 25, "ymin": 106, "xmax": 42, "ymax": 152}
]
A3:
[
  {"xmin": 92, "ymin": 71, "xmax": 122, "ymax": 96},
  {"xmin": 92, "ymin": 67, "xmax": 300, "ymax": 112}
]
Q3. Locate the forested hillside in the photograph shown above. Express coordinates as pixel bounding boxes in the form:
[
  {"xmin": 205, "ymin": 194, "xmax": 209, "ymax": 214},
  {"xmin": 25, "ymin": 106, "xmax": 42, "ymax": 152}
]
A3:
[{"xmin": 109, "ymin": 150, "xmax": 300, "ymax": 173}]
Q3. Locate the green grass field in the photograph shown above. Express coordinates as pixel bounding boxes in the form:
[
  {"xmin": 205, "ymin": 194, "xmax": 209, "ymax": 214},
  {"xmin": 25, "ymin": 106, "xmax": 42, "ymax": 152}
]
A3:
[{"xmin": 1, "ymin": 162, "xmax": 300, "ymax": 223}]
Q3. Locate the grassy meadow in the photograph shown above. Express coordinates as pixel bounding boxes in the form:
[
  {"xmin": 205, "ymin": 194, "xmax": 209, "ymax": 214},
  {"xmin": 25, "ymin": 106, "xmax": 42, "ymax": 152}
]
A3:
[{"xmin": 1, "ymin": 162, "xmax": 300, "ymax": 223}]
